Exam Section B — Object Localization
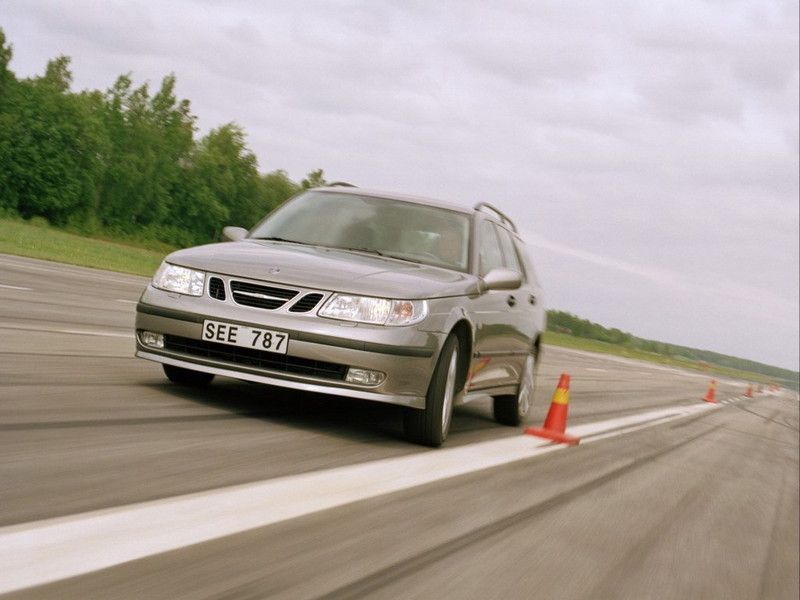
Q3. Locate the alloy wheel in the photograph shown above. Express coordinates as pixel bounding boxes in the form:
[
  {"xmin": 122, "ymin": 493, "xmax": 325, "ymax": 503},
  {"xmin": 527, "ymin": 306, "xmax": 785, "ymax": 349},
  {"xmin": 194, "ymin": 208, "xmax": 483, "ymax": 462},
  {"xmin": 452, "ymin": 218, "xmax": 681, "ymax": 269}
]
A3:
[{"xmin": 441, "ymin": 348, "xmax": 458, "ymax": 436}]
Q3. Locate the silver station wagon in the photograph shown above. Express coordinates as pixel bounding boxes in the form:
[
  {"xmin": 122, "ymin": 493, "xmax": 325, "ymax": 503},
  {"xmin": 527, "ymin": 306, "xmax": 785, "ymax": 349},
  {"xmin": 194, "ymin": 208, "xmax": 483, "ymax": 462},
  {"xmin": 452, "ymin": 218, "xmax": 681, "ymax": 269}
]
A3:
[{"xmin": 135, "ymin": 187, "xmax": 546, "ymax": 446}]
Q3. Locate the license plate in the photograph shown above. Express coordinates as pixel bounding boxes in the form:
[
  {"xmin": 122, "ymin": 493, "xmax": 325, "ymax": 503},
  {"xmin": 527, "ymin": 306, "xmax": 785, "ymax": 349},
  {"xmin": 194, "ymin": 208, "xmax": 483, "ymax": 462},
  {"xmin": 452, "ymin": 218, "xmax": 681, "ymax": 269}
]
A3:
[{"xmin": 202, "ymin": 320, "xmax": 289, "ymax": 354}]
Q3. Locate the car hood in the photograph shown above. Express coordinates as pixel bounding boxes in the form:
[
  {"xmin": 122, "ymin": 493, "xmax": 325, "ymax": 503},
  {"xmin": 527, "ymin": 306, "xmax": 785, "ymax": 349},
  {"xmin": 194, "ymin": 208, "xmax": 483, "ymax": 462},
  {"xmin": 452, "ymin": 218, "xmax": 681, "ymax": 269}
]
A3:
[{"xmin": 165, "ymin": 240, "xmax": 478, "ymax": 299}]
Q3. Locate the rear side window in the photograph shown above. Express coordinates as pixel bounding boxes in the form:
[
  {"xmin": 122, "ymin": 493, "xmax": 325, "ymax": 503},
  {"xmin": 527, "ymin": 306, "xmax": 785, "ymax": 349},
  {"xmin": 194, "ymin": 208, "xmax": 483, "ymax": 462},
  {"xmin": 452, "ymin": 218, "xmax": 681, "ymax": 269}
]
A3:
[
  {"xmin": 478, "ymin": 220, "xmax": 504, "ymax": 276},
  {"xmin": 494, "ymin": 225, "xmax": 523, "ymax": 275},
  {"xmin": 517, "ymin": 242, "xmax": 540, "ymax": 287}
]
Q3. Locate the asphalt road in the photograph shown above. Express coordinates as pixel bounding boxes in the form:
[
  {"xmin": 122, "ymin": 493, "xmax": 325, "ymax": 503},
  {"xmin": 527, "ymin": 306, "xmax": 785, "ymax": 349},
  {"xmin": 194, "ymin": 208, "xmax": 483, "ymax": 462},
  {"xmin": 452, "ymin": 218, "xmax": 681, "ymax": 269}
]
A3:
[{"xmin": 1, "ymin": 253, "xmax": 797, "ymax": 599}]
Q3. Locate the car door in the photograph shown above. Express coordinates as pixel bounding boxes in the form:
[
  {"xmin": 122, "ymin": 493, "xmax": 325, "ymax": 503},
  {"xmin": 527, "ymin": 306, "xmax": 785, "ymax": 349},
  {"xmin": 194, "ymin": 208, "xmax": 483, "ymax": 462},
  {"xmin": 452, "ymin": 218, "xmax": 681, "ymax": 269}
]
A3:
[
  {"xmin": 467, "ymin": 219, "xmax": 520, "ymax": 391},
  {"xmin": 494, "ymin": 224, "xmax": 539, "ymax": 375},
  {"xmin": 515, "ymin": 238, "xmax": 546, "ymax": 337}
]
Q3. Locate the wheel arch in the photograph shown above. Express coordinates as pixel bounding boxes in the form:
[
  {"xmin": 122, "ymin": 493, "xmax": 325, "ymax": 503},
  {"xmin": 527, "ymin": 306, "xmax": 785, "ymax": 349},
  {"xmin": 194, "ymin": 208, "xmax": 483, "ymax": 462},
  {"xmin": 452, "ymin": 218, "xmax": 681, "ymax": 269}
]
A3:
[
  {"xmin": 449, "ymin": 319, "xmax": 473, "ymax": 392},
  {"xmin": 533, "ymin": 333, "xmax": 542, "ymax": 360}
]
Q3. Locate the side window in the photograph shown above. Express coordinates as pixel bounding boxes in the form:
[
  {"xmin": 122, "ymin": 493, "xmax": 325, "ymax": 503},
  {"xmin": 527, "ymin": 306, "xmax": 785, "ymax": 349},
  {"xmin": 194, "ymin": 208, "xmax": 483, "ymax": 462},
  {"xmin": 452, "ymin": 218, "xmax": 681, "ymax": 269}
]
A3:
[
  {"xmin": 517, "ymin": 242, "xmax": 540, "ymax": 287},
  {"xmin": 495, "ymin": 225, "xmax": 523, "ymax": 275},
  {"xmin": 479, "ymin": 220, "xmax": 504, "ymax": 276}
]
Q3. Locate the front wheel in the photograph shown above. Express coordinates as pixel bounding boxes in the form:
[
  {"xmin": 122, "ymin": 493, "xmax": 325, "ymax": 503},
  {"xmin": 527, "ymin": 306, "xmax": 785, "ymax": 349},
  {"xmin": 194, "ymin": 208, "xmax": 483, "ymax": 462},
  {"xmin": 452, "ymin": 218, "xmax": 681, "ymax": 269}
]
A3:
[
  {"xmin": 163, "ymin": 364, "xmax": 215, "ymax": 386},
  {"xmin": 404, "ymin": 335, "xmax": 462, "ymax": 447},
  {"xmin": 493, "ymin": 350, "xmax": 536, "ymax": 426}
]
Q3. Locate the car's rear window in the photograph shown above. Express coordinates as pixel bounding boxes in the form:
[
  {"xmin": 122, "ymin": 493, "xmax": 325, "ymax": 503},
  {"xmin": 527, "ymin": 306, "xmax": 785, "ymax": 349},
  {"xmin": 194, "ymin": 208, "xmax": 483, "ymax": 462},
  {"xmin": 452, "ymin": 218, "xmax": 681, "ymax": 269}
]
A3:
[{"xmin": 250, "ymin": 192, "xmax": 471, "ymax": 272}]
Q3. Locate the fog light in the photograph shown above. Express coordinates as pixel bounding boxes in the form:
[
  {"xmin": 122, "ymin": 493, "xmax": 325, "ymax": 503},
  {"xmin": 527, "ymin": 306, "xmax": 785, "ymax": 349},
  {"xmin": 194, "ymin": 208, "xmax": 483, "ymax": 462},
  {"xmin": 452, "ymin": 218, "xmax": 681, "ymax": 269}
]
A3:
[
  {"xmin": 345, "ymin": 367, "xmax": 386, "ymax": 386},
  {"xmin": 141, "ymin": 331, "xmax": 165, "ymax": 349}
]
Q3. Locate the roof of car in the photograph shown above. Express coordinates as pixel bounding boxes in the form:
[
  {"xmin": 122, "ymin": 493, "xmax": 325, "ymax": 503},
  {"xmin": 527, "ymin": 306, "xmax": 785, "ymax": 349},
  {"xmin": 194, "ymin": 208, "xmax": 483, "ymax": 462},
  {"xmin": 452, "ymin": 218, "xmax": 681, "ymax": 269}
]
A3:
[{"xmin": 313, "ymin": 186, "xmax": 473, "ymax": 216}]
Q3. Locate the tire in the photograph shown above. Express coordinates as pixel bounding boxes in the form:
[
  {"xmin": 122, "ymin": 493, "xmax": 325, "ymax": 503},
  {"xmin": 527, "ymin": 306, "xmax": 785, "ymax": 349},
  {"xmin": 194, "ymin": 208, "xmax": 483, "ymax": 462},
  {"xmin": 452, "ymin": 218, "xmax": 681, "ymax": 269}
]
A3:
[
  {"xmin": 404, "ymin": 335, "xmax": 462, "ymax": 447},
  {"xmin": 493, "ymin": 349, "xmax": 537, "ymax": 426},
  {"xmin": 163, "ymin": 364, "xmax": 215, "ymax": 386}
]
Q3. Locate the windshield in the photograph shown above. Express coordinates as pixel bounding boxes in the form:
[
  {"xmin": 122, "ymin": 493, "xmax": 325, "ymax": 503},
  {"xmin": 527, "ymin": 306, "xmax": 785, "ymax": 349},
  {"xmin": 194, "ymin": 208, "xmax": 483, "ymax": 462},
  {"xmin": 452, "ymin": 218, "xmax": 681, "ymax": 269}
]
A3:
[{"xmin": 249, "ymin": 191, "xmax": 471, "ymax": 272}]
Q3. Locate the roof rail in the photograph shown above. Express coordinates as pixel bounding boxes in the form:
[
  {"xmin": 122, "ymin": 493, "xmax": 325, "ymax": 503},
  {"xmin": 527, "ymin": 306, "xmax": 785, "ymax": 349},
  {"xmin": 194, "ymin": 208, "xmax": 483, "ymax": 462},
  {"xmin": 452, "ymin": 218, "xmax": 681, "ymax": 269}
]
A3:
[
  {"xmin": 327, "ymin": 181, "xmax": 357, "ymax": 188},
  {"xmin": 473, "ymin": 202, "xmax": 517, "ymax": 232}
]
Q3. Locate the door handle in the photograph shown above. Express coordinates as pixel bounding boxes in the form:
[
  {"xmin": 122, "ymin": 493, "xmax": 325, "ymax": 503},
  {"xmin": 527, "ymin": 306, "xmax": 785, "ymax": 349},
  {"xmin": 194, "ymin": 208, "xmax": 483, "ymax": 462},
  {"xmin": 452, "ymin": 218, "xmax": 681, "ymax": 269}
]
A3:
[
  {"xmin": 507, "ymin": 295, "xmax": 516, "ymax": 307},
  {"xmin": 528, "ymin": 294, "xmax": 537, "ymax": 305}
]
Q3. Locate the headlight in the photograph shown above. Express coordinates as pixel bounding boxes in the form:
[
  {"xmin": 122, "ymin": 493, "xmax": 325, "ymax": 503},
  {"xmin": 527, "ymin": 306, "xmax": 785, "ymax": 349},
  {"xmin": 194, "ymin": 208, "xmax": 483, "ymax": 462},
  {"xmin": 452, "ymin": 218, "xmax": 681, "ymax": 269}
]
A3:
[
  {"xmin": 152, "ymin": 262, "xmax": 206, "ymax": 296},
  {"xmin": 319, "ymin": 294, "xmax": 428, "ymax": 326}
]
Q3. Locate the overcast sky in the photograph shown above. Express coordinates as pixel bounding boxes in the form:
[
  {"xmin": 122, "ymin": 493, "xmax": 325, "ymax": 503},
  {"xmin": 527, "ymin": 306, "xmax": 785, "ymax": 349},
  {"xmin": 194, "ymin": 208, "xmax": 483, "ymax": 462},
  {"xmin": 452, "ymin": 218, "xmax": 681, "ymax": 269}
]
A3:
[{"xmin": 3, "ymin": 0, "xmax": 799, "ymax": 370}]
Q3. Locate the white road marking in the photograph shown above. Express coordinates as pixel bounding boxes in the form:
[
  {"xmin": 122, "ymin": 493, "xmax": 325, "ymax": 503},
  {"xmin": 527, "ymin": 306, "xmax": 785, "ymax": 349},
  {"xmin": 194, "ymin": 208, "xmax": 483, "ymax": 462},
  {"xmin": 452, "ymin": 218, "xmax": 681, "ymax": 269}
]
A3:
[
  {"xmin": 0, "ymin": 401, "xmax": 717, "ymax": 594},
  {"xmin": 570, "ymin": 404, "xmax": 709, "ymax": 438},
  {"xmin": 115, "ymin": 299, "xmax": 138, "ymax": 304},
  {"xmin": 586, "ymin": 367, "xmax": 606, "ymax": 372},
  {"xmin": 0, "ymin": 283, "xmax": 32, "ymax": 291},
  {"xmin": 58, "ymin": 329, "xmax": 134, "ymax": 338},
  {"xmin": 0, "ymin": 323, "xmax": 134, "ymax": 339},
  {"xmin": 550, "ymin": 346, "xmax": 719, "ymax": 382},
  {"xmin": 0, "ymin": 256, "xmax": 148, "ymax": 286},
  {"xmin": 580, "ymin": 415, "xmax": 686, "ymax": 444}
]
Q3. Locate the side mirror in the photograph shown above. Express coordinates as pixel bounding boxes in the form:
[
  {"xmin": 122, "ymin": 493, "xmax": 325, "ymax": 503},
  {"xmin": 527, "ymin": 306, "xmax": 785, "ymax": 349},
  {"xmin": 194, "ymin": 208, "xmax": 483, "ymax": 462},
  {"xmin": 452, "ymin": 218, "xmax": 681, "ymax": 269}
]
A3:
[
  {"xmin": 482, "ymin": 267, "xmax": 522, "ymax": 292},
  {"xmin": 221, "ymin": 226, "xmax": 248, "ymax": 242}
]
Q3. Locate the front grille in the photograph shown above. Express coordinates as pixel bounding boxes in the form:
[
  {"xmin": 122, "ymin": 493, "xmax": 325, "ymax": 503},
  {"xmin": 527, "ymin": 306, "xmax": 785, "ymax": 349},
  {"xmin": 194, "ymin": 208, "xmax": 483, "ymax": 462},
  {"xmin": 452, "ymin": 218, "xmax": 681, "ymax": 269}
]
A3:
[
  {"xmin": 230, "ymin": 281, "xmax": 299, "ymax": 310},
  {"xmin": 208, "ymin": 277, "xmax": 226, "ymax": 301},
  {"xmin": 164, "ymin": 335, "xmax": 347, "ymax": 381},
  {"xmin": 289, "ymin": 293, "xmax": 324, "ymax": 313}
]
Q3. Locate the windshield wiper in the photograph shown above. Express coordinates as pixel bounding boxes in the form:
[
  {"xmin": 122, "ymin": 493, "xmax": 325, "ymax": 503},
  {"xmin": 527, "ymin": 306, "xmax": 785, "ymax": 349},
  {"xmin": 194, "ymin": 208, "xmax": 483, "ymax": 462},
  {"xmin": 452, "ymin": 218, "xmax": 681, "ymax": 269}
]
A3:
[
  {"xmin": 348, "ymin": 249, "xmax": 431, "ymax": 267},
  {"xmin": 380, "ymin": 253, "xmax": 426, "ymax": 265},
  {"xmin": 334, "ymin": 246, "xmax": 386, "ymax": 256},
  {"xmin": 252, "ymin": 236, "xmax": 312, "ymax": 245}
]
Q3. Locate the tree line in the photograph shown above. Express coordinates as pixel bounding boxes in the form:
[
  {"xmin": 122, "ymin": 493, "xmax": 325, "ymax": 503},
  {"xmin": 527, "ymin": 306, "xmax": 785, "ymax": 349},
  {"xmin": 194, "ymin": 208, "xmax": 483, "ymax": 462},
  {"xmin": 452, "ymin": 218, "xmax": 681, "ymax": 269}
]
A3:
[{"xmin": 0, "ymin": 28, "xmax": 326, "ymax": 247}]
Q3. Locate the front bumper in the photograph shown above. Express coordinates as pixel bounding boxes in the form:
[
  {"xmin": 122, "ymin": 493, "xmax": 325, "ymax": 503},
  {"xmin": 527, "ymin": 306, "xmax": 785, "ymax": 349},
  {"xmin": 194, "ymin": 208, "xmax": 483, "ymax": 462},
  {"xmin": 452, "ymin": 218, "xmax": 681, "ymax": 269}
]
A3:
[{"xmin": 135, "ymin": 285, "xmax": 445, "ymax": 409}]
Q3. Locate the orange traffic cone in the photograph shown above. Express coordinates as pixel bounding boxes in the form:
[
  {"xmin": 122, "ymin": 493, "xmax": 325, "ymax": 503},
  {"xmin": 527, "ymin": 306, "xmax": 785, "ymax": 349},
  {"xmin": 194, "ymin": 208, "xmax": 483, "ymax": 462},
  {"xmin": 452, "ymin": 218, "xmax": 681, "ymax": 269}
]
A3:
[
  {"xmin": 744, "ymin": 385, "xmax": 753, "ymax": 398},
  {"xmin": 524, "ymin": 373, "xmax": 580, "ymax": 445},
  {"xmin": 702, "ymin": 379, "xmax": 717, "ymax": 403}
]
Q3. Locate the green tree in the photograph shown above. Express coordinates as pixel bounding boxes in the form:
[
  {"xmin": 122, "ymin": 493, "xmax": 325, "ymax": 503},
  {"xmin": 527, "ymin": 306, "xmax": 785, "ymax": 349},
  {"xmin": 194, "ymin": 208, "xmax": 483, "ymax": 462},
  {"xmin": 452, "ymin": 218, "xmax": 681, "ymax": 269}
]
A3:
[
  {"xmin": 301, "ymin": 168, "xmax": 327, "ymax": 189},
  {"xmin": 99, "ymin": 73, "xmax": 195, "ymax": 230},
  {"xmin": 0, "ymin": 29, "xmax": 13, "ymax": 96},
  {"xmin": 40, "ymin": 55, "xmax": 72, "ymax": 93},
  {"xmin": 258, "ymin": 169, "xmax": 300, "ymax": 215},
  {"xmin": 192, "ymin": 123, "xmax": 260, "ymax": 229},
  {"xmin": 0, "ymin": 56, "xmax": 107, "ymax": 223},
  {"xmin": 0, "ymin": 29, "xmax": 17, "ymax": 214},
  {"xmin": 163, "ymin": 161, "xmax": 229, "ymax": 246}
]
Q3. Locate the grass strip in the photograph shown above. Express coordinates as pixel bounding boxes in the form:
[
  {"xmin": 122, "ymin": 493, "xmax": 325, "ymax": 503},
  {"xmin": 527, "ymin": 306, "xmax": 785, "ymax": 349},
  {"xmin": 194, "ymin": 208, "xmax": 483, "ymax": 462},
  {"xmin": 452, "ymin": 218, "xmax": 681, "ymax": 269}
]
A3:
[
  {"xmin": 0, "ymin": 218, "xmax": 171, "ymax": 277},
  {"xmin": 543, "ymin": 331, "xmax": 771, "ymax": 384}
]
